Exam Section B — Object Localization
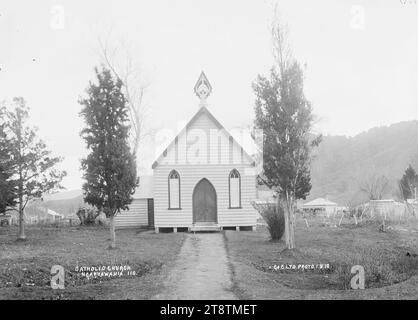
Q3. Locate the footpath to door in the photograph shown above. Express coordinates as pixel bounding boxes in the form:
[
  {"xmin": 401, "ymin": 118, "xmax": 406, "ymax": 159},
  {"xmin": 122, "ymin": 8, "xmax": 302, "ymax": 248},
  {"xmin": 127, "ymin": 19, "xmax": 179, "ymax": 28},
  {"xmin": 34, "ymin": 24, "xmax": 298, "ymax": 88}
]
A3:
[{"xmin": 153, "ymin": 232, "xmax": 237, "ymax": 300}]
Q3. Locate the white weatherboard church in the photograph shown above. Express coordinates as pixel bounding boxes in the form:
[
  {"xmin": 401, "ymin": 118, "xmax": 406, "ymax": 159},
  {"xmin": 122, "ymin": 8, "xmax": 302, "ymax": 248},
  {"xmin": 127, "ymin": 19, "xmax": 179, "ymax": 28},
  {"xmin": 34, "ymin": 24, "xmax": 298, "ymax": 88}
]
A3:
[{"xmin": 115, "ymin": 72, "xmax": 258, "ymax": 232}]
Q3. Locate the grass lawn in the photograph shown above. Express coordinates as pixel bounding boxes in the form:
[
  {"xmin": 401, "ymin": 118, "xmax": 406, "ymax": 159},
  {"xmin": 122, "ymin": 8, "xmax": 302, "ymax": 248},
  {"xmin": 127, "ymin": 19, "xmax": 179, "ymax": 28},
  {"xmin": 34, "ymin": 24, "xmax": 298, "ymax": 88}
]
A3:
[
  {"xmin": 225, "ymin": 218, "xmax": 418, "ymax": 300},
  {"xmin": 0, "ymin": 225, "xmax": 185, "ymax": 300}
]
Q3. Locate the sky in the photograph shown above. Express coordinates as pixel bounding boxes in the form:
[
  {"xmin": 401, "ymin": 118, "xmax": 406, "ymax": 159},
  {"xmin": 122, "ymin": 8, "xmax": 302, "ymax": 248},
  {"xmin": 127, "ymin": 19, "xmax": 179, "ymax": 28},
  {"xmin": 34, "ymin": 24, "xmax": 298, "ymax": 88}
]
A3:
[{"xmin": 1, "ymin": 0, "xmax": 418, "ymax": 190}]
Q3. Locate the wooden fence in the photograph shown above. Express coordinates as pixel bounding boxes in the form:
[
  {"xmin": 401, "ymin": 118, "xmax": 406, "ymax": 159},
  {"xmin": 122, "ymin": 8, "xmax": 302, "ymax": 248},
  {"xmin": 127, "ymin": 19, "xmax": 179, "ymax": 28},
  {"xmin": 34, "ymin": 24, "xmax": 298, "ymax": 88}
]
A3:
[{"xmin": 2, "ymin": 215, "xmax": 80, "ymax": 227}]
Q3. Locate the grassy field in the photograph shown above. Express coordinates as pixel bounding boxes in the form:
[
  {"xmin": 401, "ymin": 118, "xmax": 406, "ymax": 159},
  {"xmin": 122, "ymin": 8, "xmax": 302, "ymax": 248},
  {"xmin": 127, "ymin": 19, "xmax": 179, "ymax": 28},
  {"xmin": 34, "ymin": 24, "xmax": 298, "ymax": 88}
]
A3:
[
  {"xmin": 225, "ymin": 218, "xmax": 418, "ymax": 300},
  {"xmin": 2, "ymin": 218, "xmax": 417, "ymax": 300},
  {"xmin": 0, "ymin": 225, "xmax": 185, "ymax": 300}
]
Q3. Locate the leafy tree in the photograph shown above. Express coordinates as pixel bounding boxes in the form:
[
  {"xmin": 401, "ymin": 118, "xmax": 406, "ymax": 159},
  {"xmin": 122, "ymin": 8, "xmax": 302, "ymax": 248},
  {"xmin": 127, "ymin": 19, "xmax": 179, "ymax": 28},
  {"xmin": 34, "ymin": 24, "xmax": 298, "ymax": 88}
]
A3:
[
  {"xmin": 79, "ymin": 66, "xmax": 138, "ymax": 249},
  {"xmin": 399, "ymin": 165, "xmax": 418, "ymax": 200},
  {"xmin": 3, "ymin": 98, "xmax": 66, "ymax": 240},
  {"xmin": 253, "ymin": 18, "xmax": 321, "ymax": 249},
  {"xmin": 0, "ymin": 171, "xmax": 15, "ymax": 214},
  {"xmin": 0, "ymin": 106, "xmax": 16, "ymax": 214}
]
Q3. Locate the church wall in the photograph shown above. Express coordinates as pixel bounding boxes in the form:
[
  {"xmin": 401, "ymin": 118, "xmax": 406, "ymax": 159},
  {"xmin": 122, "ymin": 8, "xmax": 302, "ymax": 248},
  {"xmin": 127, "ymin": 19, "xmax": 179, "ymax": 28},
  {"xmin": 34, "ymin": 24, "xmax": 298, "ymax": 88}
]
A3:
[
  {"xmin": 153, "ymin": 164, "xmax": 258, "ymax": 228},
  {"xmin": 114, "ymin": 198, "xmax": 149, "ymax": 229}
]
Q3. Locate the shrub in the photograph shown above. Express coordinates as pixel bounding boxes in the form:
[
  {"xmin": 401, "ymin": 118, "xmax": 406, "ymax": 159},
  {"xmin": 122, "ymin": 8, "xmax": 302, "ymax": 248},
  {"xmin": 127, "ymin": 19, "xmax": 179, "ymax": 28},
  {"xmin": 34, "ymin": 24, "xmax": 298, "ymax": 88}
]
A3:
[
  {"xmin": 76, "ymin": 207, "xmax": 100, "ymax": 225},
  {"xmin": 254, "ymin": 202, "xmax": 285, "ymax": 240}
]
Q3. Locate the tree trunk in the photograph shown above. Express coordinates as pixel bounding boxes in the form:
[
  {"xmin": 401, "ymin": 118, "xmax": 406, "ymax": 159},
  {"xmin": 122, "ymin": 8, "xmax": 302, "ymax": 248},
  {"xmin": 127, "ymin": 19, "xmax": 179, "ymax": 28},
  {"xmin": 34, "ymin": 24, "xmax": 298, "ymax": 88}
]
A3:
[
  {"xmin": 17, "ymin": 110, "xmax": 25, "ymax": 241},
  {"xmin": 281, "ymin": 196, "xmax": 295, "ymax": 249},
  {"xmin": 338, "ymin": 211, "xmax": 344, "ymax": 226},
  {"xmin": 17, "ymin": 197, "xmax": 26, "ymax": 240},
  {"xmin": 109, "ymin": 215, "xmax": 116, "ymax": 249},
  {"xmin": 289, "ymin": 204, "xmax": 296, "ymax": 248},
  {"xmin": 279, "ymin": 197, "xmax": 289, "ymax": 246}
]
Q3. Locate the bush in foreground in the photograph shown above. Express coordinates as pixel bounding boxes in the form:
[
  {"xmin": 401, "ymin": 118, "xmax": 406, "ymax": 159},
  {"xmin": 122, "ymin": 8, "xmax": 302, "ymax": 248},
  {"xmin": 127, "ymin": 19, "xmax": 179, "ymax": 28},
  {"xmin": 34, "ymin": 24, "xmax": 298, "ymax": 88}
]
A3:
[
  {"xmin": 76, "ymin": 207, "xmax": 100, "ymax": 226},
  {"xmin": 254, "ymin": 202, "xmax": 285, "ymax": 241}
]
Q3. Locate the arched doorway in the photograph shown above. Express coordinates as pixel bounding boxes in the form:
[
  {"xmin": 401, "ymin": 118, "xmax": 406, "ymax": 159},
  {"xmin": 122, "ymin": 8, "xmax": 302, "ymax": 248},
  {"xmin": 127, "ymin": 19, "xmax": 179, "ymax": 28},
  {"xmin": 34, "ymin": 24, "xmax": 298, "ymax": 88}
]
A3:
[{"xmin": 193, "ymin": 178, "xmax": 217, "ymax": 224}]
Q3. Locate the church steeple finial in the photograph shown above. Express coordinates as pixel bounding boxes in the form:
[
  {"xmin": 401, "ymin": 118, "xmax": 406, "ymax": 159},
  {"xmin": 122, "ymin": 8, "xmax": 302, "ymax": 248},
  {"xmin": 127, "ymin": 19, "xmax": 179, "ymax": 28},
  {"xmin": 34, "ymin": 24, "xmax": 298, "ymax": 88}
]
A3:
[{"xmin": 194, "ymin": 71, "xmax": 212, "ymax": 107}]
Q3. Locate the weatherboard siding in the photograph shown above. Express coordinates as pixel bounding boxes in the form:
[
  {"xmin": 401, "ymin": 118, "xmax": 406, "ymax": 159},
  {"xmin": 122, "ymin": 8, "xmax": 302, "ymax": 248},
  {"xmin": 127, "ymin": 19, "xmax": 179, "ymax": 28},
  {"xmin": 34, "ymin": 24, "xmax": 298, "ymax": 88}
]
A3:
[
  {"xmin": 153, "ymin": 164, "xmax": 257, "ymax": 228},
  {"xmin": 114, "ymin": 199, "xmax": 149, "ymax": 228}
]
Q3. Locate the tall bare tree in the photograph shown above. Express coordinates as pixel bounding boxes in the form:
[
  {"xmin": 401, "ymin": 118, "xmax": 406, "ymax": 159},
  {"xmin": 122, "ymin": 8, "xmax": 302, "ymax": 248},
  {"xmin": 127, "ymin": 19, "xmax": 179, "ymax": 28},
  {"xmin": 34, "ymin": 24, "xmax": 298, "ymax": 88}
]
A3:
[
  {"xmin": 271, "ymin": 7, "xmax": 292, "ymax": 80},
  {"xmin": 97, "ymin": 35, "xmax": 150, "ymax": 157},
  {"xmin": 360, "ymin": 174, "xmax": 389, "ymax": 200}
]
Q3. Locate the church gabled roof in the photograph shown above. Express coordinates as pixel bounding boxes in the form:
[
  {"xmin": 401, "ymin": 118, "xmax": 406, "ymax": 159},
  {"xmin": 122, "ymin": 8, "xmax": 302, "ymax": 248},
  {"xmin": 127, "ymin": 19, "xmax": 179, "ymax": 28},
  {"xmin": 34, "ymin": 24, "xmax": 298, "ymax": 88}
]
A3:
[
  {"xmin": 152, "ymin": 72, "xmax": 255, "ymax": 169},
  {"xmin": 152, "ymin": 105, "xmax": 255, "ymax": 169}
]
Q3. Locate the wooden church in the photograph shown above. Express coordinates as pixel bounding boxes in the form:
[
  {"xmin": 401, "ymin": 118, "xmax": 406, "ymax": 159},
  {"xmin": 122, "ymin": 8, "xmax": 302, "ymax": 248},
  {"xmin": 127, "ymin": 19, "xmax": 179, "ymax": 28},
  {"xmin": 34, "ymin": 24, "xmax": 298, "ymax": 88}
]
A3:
[{"xmin": 116, "ymin": 72, "xmax": 258, "ymax": 232}]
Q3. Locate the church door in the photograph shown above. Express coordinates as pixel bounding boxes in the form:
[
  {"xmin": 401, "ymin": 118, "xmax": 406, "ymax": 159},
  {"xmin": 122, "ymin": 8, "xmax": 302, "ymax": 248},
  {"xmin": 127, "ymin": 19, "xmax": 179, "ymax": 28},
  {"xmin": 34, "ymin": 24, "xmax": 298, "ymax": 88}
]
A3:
[{"xmin": 192, "ymin": 178, "xmax": 217, "ymax": 224}]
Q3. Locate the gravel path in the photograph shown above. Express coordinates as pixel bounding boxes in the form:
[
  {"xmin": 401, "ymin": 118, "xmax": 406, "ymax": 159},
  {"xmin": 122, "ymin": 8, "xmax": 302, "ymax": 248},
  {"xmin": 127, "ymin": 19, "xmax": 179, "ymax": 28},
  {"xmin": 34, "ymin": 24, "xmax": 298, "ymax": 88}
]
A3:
[{"xmin": 153, "ymin": 232, "xmax": 237, "ymax": 300}]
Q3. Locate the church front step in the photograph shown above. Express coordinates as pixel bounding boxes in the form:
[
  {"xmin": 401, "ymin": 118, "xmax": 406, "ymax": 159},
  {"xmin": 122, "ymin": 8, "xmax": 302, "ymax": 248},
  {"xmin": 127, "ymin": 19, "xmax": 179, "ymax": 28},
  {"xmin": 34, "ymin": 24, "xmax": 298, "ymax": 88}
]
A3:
[{"xmin": 189, "ymin": 224, "xmax": 221, "ymax": 232}]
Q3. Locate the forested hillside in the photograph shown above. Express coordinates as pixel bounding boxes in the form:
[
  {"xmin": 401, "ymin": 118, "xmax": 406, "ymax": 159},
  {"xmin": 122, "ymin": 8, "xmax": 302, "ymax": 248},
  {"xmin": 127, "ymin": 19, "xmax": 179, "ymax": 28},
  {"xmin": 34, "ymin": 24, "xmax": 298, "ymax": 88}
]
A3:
[
  {"xmin": 26, "ymin": 193, "xmax": 84, "ymax": 217},
  {"xmin": 24, "ymin": 121, "xmax": 418, "ymax": 212},
  {"xmin": 309, "ymin": 121, "xmax": 418, "ymax": 205}
]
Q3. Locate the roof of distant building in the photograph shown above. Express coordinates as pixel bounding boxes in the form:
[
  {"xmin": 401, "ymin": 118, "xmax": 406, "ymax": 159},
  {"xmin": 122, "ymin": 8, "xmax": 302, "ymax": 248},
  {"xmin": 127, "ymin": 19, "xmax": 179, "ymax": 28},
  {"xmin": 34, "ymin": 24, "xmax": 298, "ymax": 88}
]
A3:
[{"xmin": 302, "ymin": 197, "xmax": 338, "ymax": 207}]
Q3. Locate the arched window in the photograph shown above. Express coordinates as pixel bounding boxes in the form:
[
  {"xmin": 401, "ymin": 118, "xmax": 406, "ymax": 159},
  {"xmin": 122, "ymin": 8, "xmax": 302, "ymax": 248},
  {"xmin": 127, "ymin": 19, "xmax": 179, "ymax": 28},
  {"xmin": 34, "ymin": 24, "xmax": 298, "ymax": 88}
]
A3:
[
  {"xmin": 168, "ymin": 170, "xmax": 181, "ymax": 209},
  {"xmin": 229, "ymin": 169, "xmax": 241, "ymax": 208}
]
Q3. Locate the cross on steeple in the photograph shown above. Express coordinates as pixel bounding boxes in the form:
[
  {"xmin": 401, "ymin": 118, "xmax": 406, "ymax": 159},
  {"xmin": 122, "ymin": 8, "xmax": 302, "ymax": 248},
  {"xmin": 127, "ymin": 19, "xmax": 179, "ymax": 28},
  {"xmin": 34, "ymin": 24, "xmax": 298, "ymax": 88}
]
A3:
[{"xmin": 194, "ymin": 71, "xmax": 212, "ymax": 107}]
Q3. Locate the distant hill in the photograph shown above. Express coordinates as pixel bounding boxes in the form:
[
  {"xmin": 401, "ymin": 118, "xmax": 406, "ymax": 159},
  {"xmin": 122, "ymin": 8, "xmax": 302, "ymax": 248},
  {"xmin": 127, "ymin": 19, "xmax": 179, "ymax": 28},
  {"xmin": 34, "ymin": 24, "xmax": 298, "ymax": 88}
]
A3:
[
  {"xmin": 309, "ymin": 120, "xmax": 418, "ymax": 205},
  {"xmin": 43, "ymin": 189, "xmax": 83, "ymax": 201},
  {"xmin": 27, "ymin": 193, "xmax": 85, "ymax": 217},
  {"xmin": 25, "ymin": 121, "xmax": 418, "ymax": 212},
  {"xmin": 43, "ymin": 195, "xmax": 85, "ymax": 216}
]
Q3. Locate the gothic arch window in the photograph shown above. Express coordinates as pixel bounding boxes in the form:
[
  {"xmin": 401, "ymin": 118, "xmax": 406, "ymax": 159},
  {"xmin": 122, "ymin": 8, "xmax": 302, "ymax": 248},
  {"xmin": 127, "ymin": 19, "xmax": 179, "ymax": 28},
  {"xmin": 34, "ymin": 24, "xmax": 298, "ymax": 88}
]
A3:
[
  {"xmin": 229, "ymin": 169, "xmax": 241, "ymax": 208},
  {"xmin": 168, "ymin": 170, "xmax": 181, "ymax": 209}
]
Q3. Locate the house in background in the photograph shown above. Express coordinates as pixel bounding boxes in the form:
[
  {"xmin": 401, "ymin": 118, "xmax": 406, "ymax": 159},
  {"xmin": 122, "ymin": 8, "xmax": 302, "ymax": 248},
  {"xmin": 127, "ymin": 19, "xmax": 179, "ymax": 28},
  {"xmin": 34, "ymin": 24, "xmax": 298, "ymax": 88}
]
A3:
[
  {"xmin": 151, "ymin": 72, "xmax": 258, "ymax": 232},
  {"xmin": 115, "ymin": 176, "xmax": 154, "ymax": 229},
  {"xmin": 301, "ymin": 197, "xmax": 338, "ymax": 217},
  {"xmin": 368, "ymin": 199, "xmax": 413, "ymax": 219},
  {"xmin": 24, "ymin": 207, "xmax": 64, "ymax": 224}
]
